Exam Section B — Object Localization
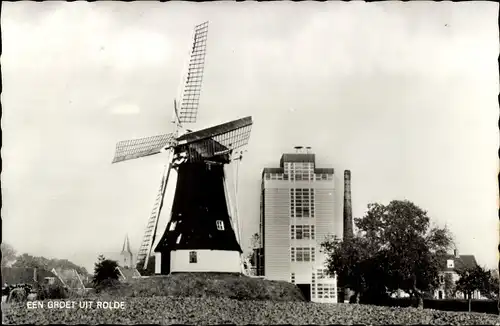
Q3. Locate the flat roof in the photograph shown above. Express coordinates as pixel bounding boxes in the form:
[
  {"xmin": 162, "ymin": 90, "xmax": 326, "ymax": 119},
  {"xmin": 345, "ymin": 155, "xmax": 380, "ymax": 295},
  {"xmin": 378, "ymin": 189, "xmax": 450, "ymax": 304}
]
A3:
[
  {"xmin": 262, "ymin": 153, "xmax": 335, "ymax": 176},
  {"xmin": 262, "ymin": 168, "xmax": 334, "ymax": 175},
  {"xmin": 279, "ymin": 153, "xmax": 315, "ymax": 167}
]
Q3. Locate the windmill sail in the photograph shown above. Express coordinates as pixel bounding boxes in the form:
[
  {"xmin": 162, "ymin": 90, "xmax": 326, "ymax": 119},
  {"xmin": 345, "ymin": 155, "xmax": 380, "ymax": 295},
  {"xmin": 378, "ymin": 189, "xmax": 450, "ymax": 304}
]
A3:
[
  {"xmin": 136, "ymin": 163, "xmax": 171, "ymax": 269},
  {"xmin": 178, "ymin": 21, "xmax": 209, "ymax": 124},
  {"xmin": 176, "ymin": 116, "xmax": 253, "ymax": 162},
  {"xmin": 112, "ymin": 133, "xmax": 175, "ymax": 164},
  {"xmin": 113, "ymin": 21, "xmax": 254, "ymax": 275}
]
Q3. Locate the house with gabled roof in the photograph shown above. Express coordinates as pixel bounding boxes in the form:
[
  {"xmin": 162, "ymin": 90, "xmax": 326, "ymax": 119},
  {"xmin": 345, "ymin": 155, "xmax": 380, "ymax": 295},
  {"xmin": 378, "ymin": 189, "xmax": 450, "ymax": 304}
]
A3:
[
  {"xmin": 116, "ymin": 266, "xmax": 142, "ymax": 282},
  {"xmin": 51, "ymin": 268, "xmax": 86, "ymax": 291},
  {"xmin": 1, "ymin": 267, "xmax": 64, "ymax": 287},
  {"xmin": 434, "ymin": 249, "xmax": 483, "ymax": 299}
]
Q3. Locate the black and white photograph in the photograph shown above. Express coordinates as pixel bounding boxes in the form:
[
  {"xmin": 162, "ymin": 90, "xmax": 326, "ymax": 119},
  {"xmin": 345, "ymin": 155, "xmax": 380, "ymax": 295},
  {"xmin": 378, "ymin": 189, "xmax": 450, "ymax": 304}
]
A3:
[{"xmin": 1, "ymin": 1, "xmax": 499, "ymax": 324}]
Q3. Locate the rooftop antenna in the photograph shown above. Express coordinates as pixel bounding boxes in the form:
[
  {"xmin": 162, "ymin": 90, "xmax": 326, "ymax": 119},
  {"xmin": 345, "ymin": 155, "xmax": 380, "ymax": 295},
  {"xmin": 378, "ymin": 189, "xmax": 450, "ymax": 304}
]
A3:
[
  {"xmin": 305, "ymin": 146, "xmax": 312, "ymax": 154},
  {"xmin": 294, "ymin": 146, "xmax": 303, "ymax": 153}
]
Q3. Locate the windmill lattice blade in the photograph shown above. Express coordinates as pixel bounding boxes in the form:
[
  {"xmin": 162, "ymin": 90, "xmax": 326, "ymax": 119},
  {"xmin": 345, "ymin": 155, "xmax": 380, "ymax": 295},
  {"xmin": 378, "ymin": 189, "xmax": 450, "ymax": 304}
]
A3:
[
  {"xmin": 178, "ymin": 21, "xmax": 209, "ymax": 124},
  {"xmin": 112, "ymin": 133, "xmax": 175, "ymax": 164},
  {"xmin": 177, "ymin": 116, "xmax": 253, "ymax": 161},
  {"xmin": 136, "ymin": 167, "xmax": 169, "ymax": 269}
]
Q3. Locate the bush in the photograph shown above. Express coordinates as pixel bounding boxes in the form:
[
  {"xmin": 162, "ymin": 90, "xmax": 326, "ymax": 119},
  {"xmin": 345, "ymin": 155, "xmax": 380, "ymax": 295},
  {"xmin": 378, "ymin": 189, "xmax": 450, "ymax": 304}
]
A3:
[
  {"xmin": 425, "ymin": 299, "xmax": 498, "ymax": 314},
  {"xmin": 94, "ymin": 278, "xmax": 122, "ymax": 294},
  {"xmin": 371, "ymin": 297, "xmax": 499, "ymax": 314},
  {"xmin": 35, "ymin": 283, "xmax": 69, "ymax": 300},
  {"xmin": 7, "ymin": 288, "xmax": 28, "ymax": 303},
  {"xmin": 92, "ymin": 256, "xmax": 120, "ymax": 289}
]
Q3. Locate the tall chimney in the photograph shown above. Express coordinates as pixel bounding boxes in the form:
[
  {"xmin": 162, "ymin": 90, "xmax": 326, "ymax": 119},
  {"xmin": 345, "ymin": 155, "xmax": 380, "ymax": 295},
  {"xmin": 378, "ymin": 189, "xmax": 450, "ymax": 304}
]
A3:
[
  {"xmin": 342, "ymin": 170, "xmax": 354, "ymax": 303},
  {"xmin": 343, "ymin": 170, "xmax": 353, "ymax": 240}
]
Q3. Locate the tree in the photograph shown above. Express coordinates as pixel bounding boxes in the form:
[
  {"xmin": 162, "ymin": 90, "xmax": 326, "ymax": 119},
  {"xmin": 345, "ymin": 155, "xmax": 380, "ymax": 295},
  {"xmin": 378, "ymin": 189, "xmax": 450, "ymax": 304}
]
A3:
[
  {"xmin": 489, "ymin": 269, "xmax": 499, "ymax": 300},
  {"xmin": 455, "ymin": 265, "xmax": 492, "ymax": 311},
  {"xmin": 322, "ymin": 235, "xmax": 386, "ymax": 303},
  {"xmin": 12, "ymin": 254, "xmax": 49, "ymax": 269},
  {"xmin": 92, "ymin": 255, "xmax": 120, "ymax": 291},
  {"xmin": 1, "ymin": 243, "xmax": 17, "ymax": 267},
  {"xmin": 443, "ymin": 273, "xmax": 455, "ymax": 298},
  {"xmin": 51, "ymin": 258, "xmax": 88, "ymax": 276},
  {"xmin": 250, "ymin": 233, "xmax": 260, "ymax": 249},
  {"xmin": 323, "ymin": 200, "xmax": 453, "ymax": 308},
  {"xmin": 246, "ymin": 233, "xmax": 261, "ymax": 268},
  {"xmin": 12, "ymin": 253, "xmax": 89, "ymax": 276}
]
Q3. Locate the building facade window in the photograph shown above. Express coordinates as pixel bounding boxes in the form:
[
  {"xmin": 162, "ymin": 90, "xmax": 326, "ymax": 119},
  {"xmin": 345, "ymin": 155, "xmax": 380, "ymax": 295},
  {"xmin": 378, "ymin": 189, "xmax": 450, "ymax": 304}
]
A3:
[
  {"xmin": 314, "ymin": 174, "xmax": 333, "ymax": 181},
  {"xmin": 291, "ymin": 273, "xmax": 295, "ymax": 284},
  {"xmin": 316, "ymin": 283, "xmax": 336, "ymax": 299},
  {"xmin": 290, "ymin": 247, "xmax": 315, "ymax": 262},
  {"xmin": 189, "ymin": 251, "xmax": 197, "ymax": 263},
  {"xmin": 290, "ymin": 188, "xmax": 315, "ymax": 218},
  {"xmin": 216, "ymin": 220, "xmax": 225, "ymax": 231},
  {"xmin": 265, "ymin": 172, "xmax": 291, "ymax": 180},
  {"xmin": 288, "ymin": 162, "xmax": 314, "ymax": 181},
  {"xmin": 44, "ymin": 277, "xmax": 55, "ymax": 285},
  {"xmin": 312, "ymin": 272, "xmax": 316, "ymax": 298},
  {"xmin": 290, "ymin": 225, "xmax": 315, "ymax": 240}
]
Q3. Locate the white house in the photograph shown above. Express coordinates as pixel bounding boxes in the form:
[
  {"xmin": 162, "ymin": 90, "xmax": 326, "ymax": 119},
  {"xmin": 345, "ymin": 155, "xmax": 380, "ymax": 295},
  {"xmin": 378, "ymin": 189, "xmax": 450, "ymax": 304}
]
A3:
[{"xmin": 433, "ymin": 250, "xmax": 483, "ymax": 300}]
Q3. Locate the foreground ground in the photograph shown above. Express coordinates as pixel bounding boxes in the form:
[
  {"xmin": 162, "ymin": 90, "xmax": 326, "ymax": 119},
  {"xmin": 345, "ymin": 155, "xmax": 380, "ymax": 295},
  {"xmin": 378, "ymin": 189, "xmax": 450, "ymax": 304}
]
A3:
[
  {"xmin": 3, "ymin": 296, "xmax": 500, "ymax": 325},
  {"xmin": 3, "ymin": 275, "xmax": 499, "ymax": 325}
]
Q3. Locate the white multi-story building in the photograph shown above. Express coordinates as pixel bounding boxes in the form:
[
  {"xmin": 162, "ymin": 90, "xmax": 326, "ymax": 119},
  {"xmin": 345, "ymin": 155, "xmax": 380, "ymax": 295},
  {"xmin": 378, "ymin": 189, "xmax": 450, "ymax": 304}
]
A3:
[{"xmin": 258, "ymin": 148, "xmax": 339, "ymax": 303}]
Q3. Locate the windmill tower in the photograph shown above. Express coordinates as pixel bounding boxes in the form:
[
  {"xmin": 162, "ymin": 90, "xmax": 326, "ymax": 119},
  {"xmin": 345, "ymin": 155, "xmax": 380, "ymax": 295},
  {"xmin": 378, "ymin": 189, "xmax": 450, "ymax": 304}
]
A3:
[
  {"xmin": 111, "ymin": 21, "xmax": 253, "ymax": 275},
  {"xmin": 121, "ymin": 234, "xmax": 133, "ymax": 268}
]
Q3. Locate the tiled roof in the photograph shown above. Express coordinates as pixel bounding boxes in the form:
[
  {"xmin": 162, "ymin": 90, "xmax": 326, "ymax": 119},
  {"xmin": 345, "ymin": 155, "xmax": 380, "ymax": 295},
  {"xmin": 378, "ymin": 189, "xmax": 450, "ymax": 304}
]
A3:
[
  {"xmin": 1, "ymin": 267, "xmax": 60, "ymax": 286},
  {"xmin": 441, "ymin": 254, "xmax": 478, "ymax": 272},
  {"xmin": 458, "ymin": 255, "xmax": 478, "ymax": 270},
  {"xmin": 1, "ymin": 267, "xmax": 35, "ymax": 285},
  {"xmin": 117, "ymin": 267, "xmax": 141, "ymax": 281},
  {"xmin": 52, "ymin": 268, "xmax": 85, "ymax": 289}
]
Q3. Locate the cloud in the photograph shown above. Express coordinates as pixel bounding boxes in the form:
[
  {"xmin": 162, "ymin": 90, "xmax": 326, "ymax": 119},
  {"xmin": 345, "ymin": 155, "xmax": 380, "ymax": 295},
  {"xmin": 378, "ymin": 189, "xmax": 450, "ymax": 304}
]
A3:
[{"xmin": 110, "ymin": 103, "xmax": 141, "ymax": 115}]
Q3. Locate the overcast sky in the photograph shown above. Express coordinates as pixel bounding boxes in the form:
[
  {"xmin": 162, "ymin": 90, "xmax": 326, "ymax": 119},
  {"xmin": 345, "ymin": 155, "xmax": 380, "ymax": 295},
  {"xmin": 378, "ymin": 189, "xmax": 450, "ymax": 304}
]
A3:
[{"xmin": 2, "ymin": 1, "xmax": 498, "ymax": 273}]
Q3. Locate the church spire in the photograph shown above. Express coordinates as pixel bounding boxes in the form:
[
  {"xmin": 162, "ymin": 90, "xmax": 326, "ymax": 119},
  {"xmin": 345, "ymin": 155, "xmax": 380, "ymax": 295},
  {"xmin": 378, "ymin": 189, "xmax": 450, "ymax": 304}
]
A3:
[{"xmin": 121, "ymin": 234, "xmax": 133, "ymax": 268}]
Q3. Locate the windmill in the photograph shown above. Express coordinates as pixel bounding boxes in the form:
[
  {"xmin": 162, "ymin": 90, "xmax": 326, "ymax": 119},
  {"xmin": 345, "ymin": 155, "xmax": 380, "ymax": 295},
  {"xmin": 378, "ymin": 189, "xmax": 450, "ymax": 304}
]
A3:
[{"xmin": 111, "ymin": 21, "xmax": 253, "ymax": 275}]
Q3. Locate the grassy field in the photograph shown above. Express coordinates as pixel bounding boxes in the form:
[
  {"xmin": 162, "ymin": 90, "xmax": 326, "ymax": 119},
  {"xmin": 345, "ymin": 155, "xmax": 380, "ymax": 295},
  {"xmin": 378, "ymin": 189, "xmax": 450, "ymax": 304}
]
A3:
[
  {"xmin": 91, "ymin": 273, "xmax": 305, "ymax": 301},
  {"xmin": 3, "ymin": 296, "xmax": 500, "ymax": 325},
  {"xmin": 2, "ymin": 274, "xmax": 499, "ymax": 325}
]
